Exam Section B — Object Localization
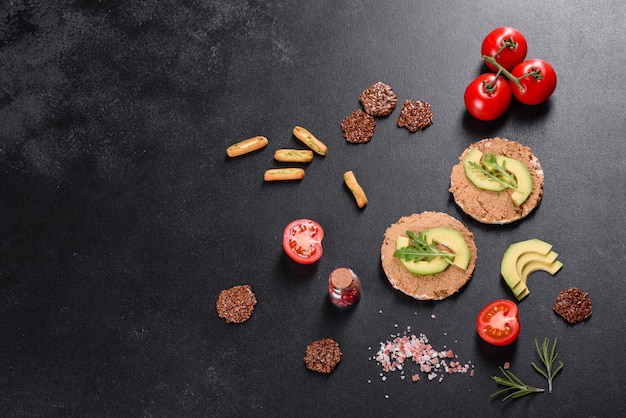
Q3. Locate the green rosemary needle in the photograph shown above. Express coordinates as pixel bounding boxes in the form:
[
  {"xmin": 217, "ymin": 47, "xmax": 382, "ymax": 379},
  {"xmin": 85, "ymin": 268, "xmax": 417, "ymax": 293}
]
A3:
[
  {"xmin": 532, "ymin": 337, "xmax": 564, "ymax": 394},
  {"xmin": 491, "ymin": 367, "xmax": 545, "ymax": 401}
]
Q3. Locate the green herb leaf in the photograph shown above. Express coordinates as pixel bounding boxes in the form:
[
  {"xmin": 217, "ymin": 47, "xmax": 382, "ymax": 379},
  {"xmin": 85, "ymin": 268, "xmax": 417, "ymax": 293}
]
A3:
[
  {"xmin": 393, "ymin": 230, "xmax": 455, "ymax": 265},
  {"xmin": 467, "ymin": 153, "xmax": 518, "ymax": 190},
  {"xmin": 491, "ymin": 367, "xmax": 545, "ymax": 401},
  {"xmin": 532, "ymin": 337, "xmax": 564, "ymax": 394}
]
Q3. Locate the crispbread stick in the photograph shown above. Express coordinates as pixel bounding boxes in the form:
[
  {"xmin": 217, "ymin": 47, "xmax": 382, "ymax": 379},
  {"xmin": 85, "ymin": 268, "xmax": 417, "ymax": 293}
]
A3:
[
  {"xmin": 226, "ymin": 136, "xmax": 268, "ymax": 157},
  {"xmin": 274, "ymin": 149, "xmax": 314, "ymax": 163},
  {"xmin": 344, "ymin": 170, "xmax": 368, "ymax": 208},
  {"xmin": 293, "ymin": 126, "xmax": 327, "ymax": 156},
  {"xmin": 264, "ymin": 168, "xmax": 305, "ymax": 182}
]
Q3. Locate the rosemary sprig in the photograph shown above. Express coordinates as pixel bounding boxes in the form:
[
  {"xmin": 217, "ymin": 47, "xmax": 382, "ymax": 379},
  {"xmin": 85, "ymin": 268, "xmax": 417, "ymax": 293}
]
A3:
[
  {"xmin": 393, "ymin": 231, "xmax": 455, "ymax": 265},
  {"xmin": 532, "ymin": 337, "xmax": 564, "ymax": 394},
  {"xmin": 491, "ymin": 367, "xmax": 545, "ymax": 401},
  {"xmin": 468, "ymin": 153, "xmax": 518, "ymax": 190}
]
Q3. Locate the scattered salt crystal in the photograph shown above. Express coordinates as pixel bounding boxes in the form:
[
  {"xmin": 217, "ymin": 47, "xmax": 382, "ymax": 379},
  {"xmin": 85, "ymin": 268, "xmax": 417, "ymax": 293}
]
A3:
[{"xmin": 370, "ymin": 326, "xmax": 472, "ymax": 385}]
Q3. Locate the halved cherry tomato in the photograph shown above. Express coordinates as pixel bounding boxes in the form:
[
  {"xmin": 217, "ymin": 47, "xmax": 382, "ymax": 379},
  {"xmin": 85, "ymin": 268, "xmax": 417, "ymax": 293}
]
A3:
[
  {"xmin": 476, "ymin": 299, "xmax": 520, "ymax": 346},
  {"xmin": 464, "ymin": 73, "xmax": 512, "ymax": 121},
  {"xmin": 510, "ymin": 59, "xmax": 557, "ymax": 105},
  {"xmin": 282, "ymin": 219, "xmax": 324, "ymax": 264},
  {"xmin": 481, "ymin": 27, "xmax": 528, "ymax": 72}
]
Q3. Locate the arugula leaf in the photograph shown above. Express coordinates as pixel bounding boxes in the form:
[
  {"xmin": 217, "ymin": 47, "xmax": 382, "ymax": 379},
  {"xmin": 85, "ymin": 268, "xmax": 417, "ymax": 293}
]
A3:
[
  {"xmin": 393, "ymin": 231, "xmax": 455, "ymax": 264},
  {"xmin": 468, "ymin": 153, "xmax": 518, "ymax": 190}
]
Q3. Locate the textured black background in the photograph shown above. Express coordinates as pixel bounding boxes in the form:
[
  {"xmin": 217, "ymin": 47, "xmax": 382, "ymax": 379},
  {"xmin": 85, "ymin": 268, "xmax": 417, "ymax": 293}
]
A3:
[{"xmin": 1, "ymin": 1, "xmax": 625, "ymax": 417}]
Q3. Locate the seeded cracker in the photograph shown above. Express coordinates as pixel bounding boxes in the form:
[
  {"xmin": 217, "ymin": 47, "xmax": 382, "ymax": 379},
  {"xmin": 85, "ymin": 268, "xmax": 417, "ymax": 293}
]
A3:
[
  {"xmin": 216, "ymin": 285, "xmax": 257, "ymax": 323},
  {"xmin": 341, "ymin": 109, "xmax": 376, "ymax": 143},
  {"xmin": 553, "ymin": 287, "xmax": 592, "ymax": 324},
  {"xmin": 304, "ymin": 338, "xmax": 342, "ymax": 373},
  {"xmin": 397, "ymin": 100, "xmax": 434, "ymax": 132},
  {"xmin": 359, "ymin": 81, "xmax": 398, "ymax": 117}
]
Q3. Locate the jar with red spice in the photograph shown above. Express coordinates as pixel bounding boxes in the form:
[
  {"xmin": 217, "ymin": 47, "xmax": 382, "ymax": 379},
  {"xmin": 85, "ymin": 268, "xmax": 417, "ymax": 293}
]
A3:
[{"xmin": 328, "ymin": 267, "xmax": 361, "ymax": 307}]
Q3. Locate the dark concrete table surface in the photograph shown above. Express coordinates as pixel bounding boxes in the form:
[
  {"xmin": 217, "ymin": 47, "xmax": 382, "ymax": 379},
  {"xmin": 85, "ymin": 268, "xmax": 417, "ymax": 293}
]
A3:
[{"xmin": 1, "ymin": 1, "xmax": 624, "ymax": 416}]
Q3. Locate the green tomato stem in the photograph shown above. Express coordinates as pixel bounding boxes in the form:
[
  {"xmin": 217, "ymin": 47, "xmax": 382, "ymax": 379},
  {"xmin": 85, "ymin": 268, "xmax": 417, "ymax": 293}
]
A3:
[
  {"xmin": 493, "ymin": 37, "xmax": 518, "ymax": 59},
  {"xmin": 482, "ymin": 55, "xmax": 524, "ymax": 90},
  {"xmin": 483, "ymin": 69, "xmax": 503, "ymax": 92}
]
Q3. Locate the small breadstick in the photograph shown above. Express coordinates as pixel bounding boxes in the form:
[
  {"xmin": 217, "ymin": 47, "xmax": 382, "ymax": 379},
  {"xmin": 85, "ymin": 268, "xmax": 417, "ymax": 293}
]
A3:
[
  {"xmin": 226, "ymin": 136, "xmax": 268, "ymax": 157},
  {"xmin": 343, "ymin": 170, "xmax": 368, "ymax": 208},
  {"xmin": 293, "ymin": 126, "xmax": 327, "ymax": 156},
  {"xmin": 274, "ymin": 149, "xmax": 314, "ymax": 163},
  {"xmin": 264, "ymin": 168, "xmax": 305, "ymax": 182}
]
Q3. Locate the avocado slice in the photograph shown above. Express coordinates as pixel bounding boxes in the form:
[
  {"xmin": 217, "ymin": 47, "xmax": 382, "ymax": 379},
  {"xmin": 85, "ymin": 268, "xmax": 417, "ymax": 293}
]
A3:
[
  {"xmin": 517, "ymin": 251, "xmax": 558, "ymax": 280},
  {"xmin": 521, "ymin": 258, "xmax": 563, "ymax": 282},
  {"xmin": 395, "ymin": 227, "xmax": 471, "ymax": 275},
  {"xmin": 423, "ymin": 227, "xmax": 471, "ymax": 270},
  {"xmin": 463, "ymin": 148, "xmax": 507, "ymax": 192},
  {"xmin": 501, "ymin": 239, "xmax": 552, "ymax": 299},
  {"xmin": 463, "ymin": 148, "xmax": 533, "ymax": 206},
  {"xmin": 515, "ymin": 250, "xmax": 559, "ymax": 279},
  {"xmin": 501, "ymin": 239, "xmax": 562, "ymax": 301},
  {"xmin": 495, "ymin": 155, "xmax": 532, "ymax": 206}
]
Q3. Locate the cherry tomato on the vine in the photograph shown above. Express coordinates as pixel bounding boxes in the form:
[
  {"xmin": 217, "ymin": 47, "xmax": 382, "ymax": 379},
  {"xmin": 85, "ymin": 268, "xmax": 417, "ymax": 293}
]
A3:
[
  {"xmin": 464, "ymin": 73, "xmax": 512, "ymax": 121},
  {"xmin": 476, "ymin": 299, "xmax": 520, "ymax": 346},
  {"xmin": 481, "ymin": 27, "xmax": 528, "ymax": 72},
  {"xmin": 282, "ymin": 219, "xmax": 324, "ymax": 265},
  {"xmin": 510, "ymin": 59, "xmax": 557, "ymax": 105}
]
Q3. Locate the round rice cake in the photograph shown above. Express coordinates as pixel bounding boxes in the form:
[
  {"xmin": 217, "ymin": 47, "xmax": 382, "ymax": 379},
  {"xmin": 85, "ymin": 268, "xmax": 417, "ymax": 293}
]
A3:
[
  {"xmin": 359, "ymin": 81, "xmax": 398, "ymax": 117},
  {"xmin": 341, "ymin": 109, "xmax": 376, "ymax": 143},
  {"xmin": 380, "ymin": 212, "xmax": 477, "ymax": 300},
  {"xmin": 449, "ymin": 137, "xmax": 544, "ymax": 224}
]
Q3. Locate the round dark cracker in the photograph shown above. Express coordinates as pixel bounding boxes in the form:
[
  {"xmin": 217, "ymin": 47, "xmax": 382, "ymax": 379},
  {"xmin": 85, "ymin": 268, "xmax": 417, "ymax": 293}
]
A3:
[
  {"xmin": 216, "ymin": 284, "xmax": 257, "ymax": 323},
  {"xmin": 449, "ymin": 137, "xmax": 544, "ymax": 224},
  {"xmin": 396, "ymin": 100, "xmax": 433, "ymax": 132},
  {"xmin": 341, "ymin": 109, "xmax": 376, "ymax": 144},
  {"xmin": 359, "ymin": 81, "xmax": 398, "ymax": 117},
  {"xmin": 304, "ymin": 338, "xmax": 342, "ymax": 373},
  {"xmin": 380, "ymin": 212, "xmax": 477, "ymax": 301},
  {"xmin": 553, "ymin": 287, "xmax": 592, "ymax": 324}
]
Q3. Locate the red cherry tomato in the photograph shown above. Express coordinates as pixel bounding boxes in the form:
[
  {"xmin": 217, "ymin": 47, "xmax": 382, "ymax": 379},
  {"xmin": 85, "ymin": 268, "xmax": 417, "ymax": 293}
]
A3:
[
  {"xmin": 481, "ymin": 27, "xmax": 528, "ymax": 71},
  {"xmin": 510, "ymin": 59, "xmax": 557, "ymax": 105},
  {"xmin": 282, "ymin": 219, "xmax": 324, "ymax": 264},
  {"xmin": 476, "ymin": 299, "xmax": 520, "ymax": 346},
  {"xmin": 464, "ymin": 73, "xmax": 512, "ymax": 121}
]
